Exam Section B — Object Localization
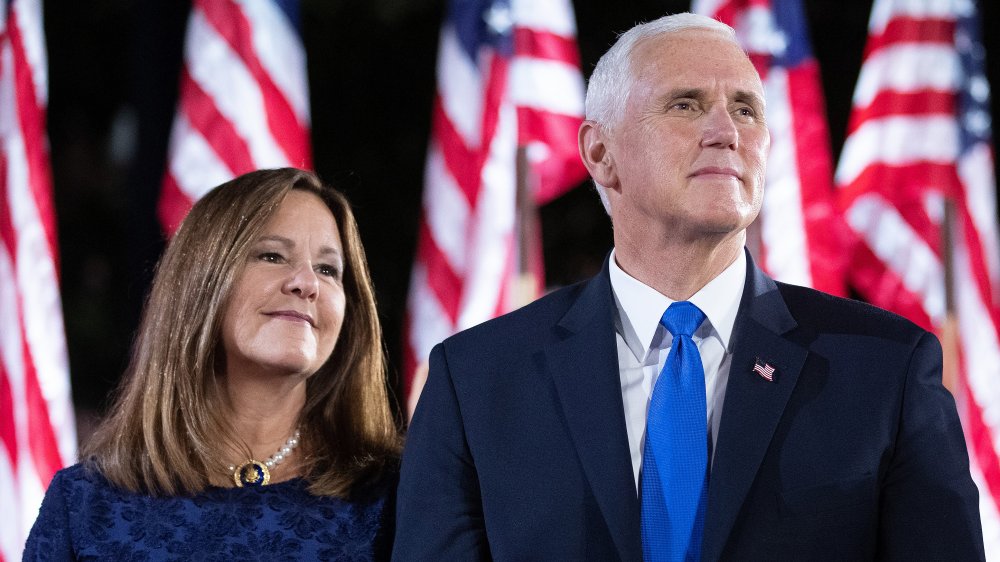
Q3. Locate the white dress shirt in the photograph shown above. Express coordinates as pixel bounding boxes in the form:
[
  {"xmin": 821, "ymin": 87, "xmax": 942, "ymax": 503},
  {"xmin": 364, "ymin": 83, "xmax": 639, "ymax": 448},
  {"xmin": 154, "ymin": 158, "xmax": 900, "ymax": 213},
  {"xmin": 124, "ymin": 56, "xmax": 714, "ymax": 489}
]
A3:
[{"xmin": 609, "ymin": 249, "xmax": 747, "ymax": 491}]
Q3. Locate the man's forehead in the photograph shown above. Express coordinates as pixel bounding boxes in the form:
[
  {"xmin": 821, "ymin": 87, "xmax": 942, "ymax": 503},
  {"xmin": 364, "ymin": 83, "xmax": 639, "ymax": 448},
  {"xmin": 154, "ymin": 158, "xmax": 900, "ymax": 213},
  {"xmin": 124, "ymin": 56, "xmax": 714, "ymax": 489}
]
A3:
[
  {"xmin": 630, "ymin": 30, "xmax": 762, "ymax": 90},
  {"xmin": 633, "ymin": 27, "xmax": 735, "ymax": 52},
  {"xmin": 632, "ymin": 29, "xmax": 751, "ymax": 67}
]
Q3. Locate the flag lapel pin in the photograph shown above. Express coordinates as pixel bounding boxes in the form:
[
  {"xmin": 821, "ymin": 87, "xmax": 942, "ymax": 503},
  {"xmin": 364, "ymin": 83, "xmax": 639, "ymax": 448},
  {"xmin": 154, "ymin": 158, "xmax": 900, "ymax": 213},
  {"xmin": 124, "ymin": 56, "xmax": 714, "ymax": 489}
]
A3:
[{"xmin": 753, "ymin": 358, "xmax": 776, "ymax": 382}]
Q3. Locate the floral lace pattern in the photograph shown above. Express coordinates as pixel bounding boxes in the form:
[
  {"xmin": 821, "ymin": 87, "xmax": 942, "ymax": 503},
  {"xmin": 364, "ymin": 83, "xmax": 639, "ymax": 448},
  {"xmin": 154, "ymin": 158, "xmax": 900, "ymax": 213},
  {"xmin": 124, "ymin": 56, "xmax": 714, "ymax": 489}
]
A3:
[{"xmin": 24, "ymin": 464, "xmax": 393, "ymax": 561}]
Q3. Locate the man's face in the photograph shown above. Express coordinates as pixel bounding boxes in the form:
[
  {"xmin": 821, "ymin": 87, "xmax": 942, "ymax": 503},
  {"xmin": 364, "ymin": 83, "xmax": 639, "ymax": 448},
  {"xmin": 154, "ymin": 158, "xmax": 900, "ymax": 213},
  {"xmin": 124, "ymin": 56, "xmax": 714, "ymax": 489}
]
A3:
[{"xmin": 605, "ymin": 29, "xmax": 769, "ymax": 243}]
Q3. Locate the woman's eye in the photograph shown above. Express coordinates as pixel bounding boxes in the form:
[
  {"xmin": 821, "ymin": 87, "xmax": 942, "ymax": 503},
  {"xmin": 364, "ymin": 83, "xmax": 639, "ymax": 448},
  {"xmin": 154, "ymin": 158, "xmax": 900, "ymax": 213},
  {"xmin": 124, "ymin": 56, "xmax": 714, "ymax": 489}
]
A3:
[
  {"xmin": 258, "ymin": 252, "xmax": 284, "ymax": 263},
  {"xmin": 316, "ymin": 264, "xmax": 341, "ymax": 279}
]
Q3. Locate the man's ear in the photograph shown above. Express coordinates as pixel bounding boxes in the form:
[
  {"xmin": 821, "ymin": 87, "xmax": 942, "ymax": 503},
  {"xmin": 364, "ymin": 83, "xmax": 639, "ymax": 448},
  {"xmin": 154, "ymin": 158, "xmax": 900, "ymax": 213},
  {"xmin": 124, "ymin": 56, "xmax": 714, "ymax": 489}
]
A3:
[{"xmin": 579, "ymin": 120, "xmax": 618, "ymax": 189}]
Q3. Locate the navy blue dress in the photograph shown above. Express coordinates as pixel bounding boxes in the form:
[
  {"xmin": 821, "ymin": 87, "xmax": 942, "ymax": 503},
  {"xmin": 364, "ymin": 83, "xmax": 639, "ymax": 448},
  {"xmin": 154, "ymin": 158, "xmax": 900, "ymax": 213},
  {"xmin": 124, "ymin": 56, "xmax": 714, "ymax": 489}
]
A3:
[{"xmin": 23, "ymin": 463, "xmax": 394, "ymax": 561}]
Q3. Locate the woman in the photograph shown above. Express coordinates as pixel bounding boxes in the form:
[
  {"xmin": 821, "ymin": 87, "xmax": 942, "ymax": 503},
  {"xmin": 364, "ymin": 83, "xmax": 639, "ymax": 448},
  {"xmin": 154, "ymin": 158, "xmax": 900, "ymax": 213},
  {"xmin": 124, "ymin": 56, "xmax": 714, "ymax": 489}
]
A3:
[{"xmin": 25, "ymin": 168, "xmax": 402, "ymax": 560}]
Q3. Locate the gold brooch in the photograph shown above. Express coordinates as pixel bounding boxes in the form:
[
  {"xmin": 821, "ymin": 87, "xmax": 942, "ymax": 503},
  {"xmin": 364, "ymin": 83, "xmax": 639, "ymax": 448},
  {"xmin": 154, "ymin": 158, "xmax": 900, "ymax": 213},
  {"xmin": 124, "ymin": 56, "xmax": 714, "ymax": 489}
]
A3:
[{"xmin": 233, "ymin": 460, "xmax": 270, "ymax": 487}]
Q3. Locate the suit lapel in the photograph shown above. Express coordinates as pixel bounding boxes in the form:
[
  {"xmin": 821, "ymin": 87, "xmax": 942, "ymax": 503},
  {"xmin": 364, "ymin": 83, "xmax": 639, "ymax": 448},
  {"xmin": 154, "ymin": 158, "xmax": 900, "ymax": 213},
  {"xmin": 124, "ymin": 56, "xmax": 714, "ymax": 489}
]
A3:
[
  {"xmin": 701, "ymin": 253, "xmax": 809, "ymax": 562},
  {"xmin": 547, "ymin": 261, "xmax": 642, "ymax": 562}
]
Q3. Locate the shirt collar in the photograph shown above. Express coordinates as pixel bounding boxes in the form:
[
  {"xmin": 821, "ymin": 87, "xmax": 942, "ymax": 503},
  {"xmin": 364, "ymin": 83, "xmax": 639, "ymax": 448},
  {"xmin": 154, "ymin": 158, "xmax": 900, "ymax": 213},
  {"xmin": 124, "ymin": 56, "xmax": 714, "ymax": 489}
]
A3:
[{"xmin": 609, "ymin": 248, "xmax": 747, "ymax": 362}]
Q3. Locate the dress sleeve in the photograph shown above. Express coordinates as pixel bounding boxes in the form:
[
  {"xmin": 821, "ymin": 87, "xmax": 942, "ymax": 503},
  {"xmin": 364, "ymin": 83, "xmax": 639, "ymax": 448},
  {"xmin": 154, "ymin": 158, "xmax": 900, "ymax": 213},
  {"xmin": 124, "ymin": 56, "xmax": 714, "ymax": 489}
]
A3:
[
  {"xmin": 371, "ymin": 467, "xmax": 398, "ymax": 562},
  {"xmin": 23, "ymin": 469, "xmax": 77, "ymax": 561}
]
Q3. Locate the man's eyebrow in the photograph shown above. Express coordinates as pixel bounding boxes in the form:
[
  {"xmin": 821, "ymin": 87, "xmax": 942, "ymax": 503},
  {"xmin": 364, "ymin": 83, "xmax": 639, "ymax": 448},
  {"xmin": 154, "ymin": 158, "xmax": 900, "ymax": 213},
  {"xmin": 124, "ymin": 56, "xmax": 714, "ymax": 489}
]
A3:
[
  {"xmin": 658, "ymin": 88, "xmax": 765, "ymax": 108},
  {"xmin": 662, "ymin": 88, "xmax": 705, "ymax": 101},
  {"xmin": 734, "ymin": 89, "xmax": 765, "ymax": 109}
]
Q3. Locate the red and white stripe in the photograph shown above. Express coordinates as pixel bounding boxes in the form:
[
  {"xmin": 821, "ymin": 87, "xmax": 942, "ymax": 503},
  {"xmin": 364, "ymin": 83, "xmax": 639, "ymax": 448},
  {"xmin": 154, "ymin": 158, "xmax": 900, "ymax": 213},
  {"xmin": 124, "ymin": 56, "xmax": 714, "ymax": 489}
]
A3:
[
  {"xmin": 695, "ymin": 0, "xmax": 847, "ymax": 296},
  {"xmin": 509, "ymin": 0, "xmax": 587, "ymax": 205},
  {"xmin": 403, "ymin": 0, "xmax": 586, "ymax": 406},
  {"xmin": 159, "ymin": 0, "xmax": 311, "ymax": 235},
  {"xmin": 836, "ymin": 0, "xmax": 1000, "ymax": 553},
  {"xmin": 0, "ymin": 1, "xmax": 75, "ymax": 559}
]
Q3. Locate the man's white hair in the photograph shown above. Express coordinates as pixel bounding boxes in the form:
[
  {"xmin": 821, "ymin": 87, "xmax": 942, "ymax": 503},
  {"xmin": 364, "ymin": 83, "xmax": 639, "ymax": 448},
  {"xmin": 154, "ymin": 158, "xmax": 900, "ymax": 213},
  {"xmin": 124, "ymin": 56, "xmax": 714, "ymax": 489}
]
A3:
[{"xmin": 584, "ymin": 13, "xmax": 739, "ymax": 214}]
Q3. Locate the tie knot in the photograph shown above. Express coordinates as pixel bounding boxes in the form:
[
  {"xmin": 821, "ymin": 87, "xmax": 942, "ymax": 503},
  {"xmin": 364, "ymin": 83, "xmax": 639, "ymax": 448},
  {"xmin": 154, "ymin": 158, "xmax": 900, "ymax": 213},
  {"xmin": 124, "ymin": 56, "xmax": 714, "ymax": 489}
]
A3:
[{"xmin": 660, "ymin": 301, "xmax": 706, "ymax": 338}]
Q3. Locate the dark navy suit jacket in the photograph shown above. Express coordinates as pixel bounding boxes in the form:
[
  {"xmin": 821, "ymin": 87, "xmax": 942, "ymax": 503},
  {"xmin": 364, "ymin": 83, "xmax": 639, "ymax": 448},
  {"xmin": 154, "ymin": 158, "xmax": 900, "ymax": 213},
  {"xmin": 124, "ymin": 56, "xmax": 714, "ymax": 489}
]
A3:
[{"xmin": 394, "ymin": 253, "xmax": 984, "ymax": 561}]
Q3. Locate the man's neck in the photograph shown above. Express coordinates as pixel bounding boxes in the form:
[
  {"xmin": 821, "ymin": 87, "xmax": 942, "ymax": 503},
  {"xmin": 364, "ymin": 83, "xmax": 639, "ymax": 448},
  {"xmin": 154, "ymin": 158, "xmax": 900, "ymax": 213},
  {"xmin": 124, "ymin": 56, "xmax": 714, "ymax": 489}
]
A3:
[{"xmin": 613, "ymin": 231, "xmax": 745, "ymax": 301}]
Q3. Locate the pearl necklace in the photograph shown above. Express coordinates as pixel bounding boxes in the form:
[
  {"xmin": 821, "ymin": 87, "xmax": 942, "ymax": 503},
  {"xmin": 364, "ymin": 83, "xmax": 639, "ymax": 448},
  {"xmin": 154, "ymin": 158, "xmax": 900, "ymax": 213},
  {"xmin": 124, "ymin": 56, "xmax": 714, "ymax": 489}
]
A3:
[{"xmin": 229, "ymin": 429, "xmax": 301, "ymax": 487}]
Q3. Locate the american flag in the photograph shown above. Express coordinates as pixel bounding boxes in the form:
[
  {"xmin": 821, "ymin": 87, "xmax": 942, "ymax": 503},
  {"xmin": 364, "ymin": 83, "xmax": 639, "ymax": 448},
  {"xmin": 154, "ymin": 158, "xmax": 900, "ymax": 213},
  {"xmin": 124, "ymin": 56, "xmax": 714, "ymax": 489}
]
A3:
[
  {"xmin": 836, "ymin": 0, "xmax": 1000, "ymax": 551},
  {"xmin": 0, "ymin": 0, "xmax": 76, "ymax": 559},
  {"xmin": 694, "ymin": 0, "xmax": 847, "ymax": 296},
  {"xmin": 159, "ymin": 0, "xmax": 311, "ymax": 235},
  {"xmin": 403, "ymin": 0, "xmax": 586, "ymax": 408},
  {"xmin": 752, "ymin": 359, "xmax": 775, "ymax": 382}
]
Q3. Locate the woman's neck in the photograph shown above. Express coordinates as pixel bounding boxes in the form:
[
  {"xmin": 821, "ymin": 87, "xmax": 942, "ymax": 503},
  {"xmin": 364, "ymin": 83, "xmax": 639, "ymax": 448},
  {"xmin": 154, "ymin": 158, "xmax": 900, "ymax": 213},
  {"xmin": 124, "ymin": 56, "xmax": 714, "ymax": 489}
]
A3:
[{"xmin": 222, "ymin": 369, "xmax": 308, "ymax": 483}]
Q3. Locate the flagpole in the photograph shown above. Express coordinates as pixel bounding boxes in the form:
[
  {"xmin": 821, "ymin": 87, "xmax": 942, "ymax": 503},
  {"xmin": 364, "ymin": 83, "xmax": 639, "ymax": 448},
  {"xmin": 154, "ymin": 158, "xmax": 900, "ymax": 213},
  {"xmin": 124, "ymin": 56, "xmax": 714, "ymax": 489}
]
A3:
[
  {"xmin": 941, "ymin": 197, "xmax": 958, "ymax": 395},
  {"xmin": 514, "ymin": 145, "xmax": 540, "ymax": 308}
]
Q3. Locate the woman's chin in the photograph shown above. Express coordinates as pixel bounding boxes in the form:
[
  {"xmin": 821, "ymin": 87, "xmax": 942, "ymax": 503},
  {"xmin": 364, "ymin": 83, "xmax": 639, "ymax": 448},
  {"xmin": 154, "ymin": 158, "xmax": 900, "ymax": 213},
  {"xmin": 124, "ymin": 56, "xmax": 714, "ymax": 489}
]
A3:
[{"xmin": 249, "ymin": 352, "xmax": 321, "ymax": 380}]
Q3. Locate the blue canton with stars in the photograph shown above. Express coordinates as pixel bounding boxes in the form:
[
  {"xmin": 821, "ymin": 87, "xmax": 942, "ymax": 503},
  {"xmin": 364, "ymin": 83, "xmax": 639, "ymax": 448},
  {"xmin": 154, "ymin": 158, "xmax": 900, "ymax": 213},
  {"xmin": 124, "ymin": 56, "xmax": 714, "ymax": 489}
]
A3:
[
  {"xmin": 955, "ymin": 2, "xmax": 992, "ymax": 154},
  {"xmin": 449, "ymin": 0, "xmax": 513, "ymax": 63},
  {"xmin": 770, "ymin": 0, "xmax": 817, "ymax": 68}
]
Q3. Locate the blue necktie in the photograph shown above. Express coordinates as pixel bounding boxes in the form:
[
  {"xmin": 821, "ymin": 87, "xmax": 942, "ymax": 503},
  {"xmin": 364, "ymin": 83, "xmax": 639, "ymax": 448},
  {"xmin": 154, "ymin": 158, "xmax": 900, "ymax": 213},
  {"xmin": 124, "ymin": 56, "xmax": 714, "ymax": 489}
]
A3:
[{"xmin": 641, "ymin": 301, "xmax": 708, "ymax": 562}]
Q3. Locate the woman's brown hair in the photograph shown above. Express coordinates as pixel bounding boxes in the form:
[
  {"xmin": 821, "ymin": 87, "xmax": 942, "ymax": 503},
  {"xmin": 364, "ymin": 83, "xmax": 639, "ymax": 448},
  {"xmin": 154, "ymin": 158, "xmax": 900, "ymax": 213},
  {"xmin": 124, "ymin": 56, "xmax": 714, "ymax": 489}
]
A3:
[{"xmin": 83, "ymin": 168, "xmax": 401, "ymax": 497}]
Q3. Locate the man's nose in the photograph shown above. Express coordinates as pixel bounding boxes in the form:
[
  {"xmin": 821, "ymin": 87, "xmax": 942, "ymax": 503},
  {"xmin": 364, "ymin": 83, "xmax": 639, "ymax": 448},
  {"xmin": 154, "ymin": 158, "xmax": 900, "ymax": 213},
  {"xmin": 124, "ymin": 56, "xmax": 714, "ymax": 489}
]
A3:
[{"xmin": 700, "ymin": 106, "xmax": 739, "ymax": 150}]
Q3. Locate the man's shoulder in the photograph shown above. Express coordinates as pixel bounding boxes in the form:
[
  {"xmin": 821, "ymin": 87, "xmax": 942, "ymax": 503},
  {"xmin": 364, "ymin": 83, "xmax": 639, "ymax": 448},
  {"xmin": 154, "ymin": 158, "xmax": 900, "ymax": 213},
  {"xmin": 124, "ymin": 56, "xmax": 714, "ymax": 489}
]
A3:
[
  {"xmin": 442, "ymin": 276, "xmax": 597, "ymax": 352},
  {"xmin": 774, "ymin": 281, "xmax": 928, "ymax": 340}
]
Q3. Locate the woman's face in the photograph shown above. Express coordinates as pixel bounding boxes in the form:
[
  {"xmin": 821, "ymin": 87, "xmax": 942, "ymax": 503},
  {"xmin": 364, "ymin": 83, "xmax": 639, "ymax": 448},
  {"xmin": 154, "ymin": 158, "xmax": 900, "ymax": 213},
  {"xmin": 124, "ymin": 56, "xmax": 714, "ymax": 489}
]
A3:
[{"xmin": 221, "ymin": 190, "xmax": 346, "ymax": 380}]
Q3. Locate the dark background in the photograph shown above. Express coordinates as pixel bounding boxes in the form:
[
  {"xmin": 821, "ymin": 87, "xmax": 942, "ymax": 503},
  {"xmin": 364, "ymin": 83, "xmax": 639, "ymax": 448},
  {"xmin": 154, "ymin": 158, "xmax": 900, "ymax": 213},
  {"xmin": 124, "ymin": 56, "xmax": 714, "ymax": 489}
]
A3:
[{"xmin": 46, "ymin": 0, "xmax": 1000, "ymax": 438}]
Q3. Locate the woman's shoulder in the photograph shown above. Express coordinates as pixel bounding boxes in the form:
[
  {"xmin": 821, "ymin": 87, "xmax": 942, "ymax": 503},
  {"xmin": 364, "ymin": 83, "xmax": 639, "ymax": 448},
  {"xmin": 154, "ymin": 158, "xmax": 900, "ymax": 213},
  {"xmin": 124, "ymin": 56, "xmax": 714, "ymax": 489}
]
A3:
[
  {"xmin": 47, "ymin": 462, "xmax": 110, "ymax": 499},
  {"xmin": 50, "ymin": 461, "xmax": 90, "ymax": 482},
  {"xmin": 23, "ymin": 463, "xmax": 111, "ymax": 560}
]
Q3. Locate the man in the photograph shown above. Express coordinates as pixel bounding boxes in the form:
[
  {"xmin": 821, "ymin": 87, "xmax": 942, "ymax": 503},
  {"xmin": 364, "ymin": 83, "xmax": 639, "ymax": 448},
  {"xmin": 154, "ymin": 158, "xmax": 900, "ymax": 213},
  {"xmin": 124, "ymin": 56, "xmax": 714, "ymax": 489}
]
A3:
[{"xmin": 394, "ymin": 13, "xmax": 984, "ymax": 561}]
